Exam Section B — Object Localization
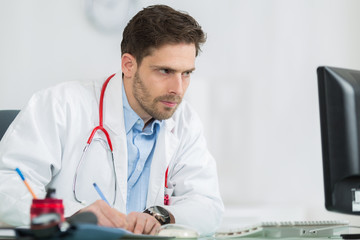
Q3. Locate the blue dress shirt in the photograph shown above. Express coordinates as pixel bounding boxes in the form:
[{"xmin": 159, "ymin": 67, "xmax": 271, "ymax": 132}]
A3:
[{"xmin": 122, "ymin": 83, "xmax": 162, "ymax": 213}]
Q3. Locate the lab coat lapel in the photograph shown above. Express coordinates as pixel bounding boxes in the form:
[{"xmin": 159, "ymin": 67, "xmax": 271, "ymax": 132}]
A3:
[
  {"xmin": 102, "ymin": 72, "xmax": 128, "ymax": 212},
  {"xmin": 147, "ymin": 118, "xmax": 178, "ymax": 207}
]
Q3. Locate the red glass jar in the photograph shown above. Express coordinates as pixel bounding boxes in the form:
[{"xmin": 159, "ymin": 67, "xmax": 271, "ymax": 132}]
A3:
[{"xmin": 30, "ymin": 198, "xmax": 64, "ymax": 222}]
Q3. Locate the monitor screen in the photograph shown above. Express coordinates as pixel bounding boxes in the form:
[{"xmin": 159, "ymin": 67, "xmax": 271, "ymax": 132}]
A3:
[{"xmin": 318, "ymin": 66, "xmax": 360, "ymax": 215}]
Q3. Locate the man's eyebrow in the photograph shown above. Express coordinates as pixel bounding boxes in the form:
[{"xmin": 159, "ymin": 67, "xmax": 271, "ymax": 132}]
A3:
[
  {"xmin": 150, "ymin": 65, "xmax": 196, "ymax": 72},
  {"xmin": 184, "ymin": 67, "xmax": 196, "ymax": 72}
]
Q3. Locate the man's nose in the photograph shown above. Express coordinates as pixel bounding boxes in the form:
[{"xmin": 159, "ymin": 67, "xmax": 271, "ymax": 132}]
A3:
[{"xmin": 168, "ymin": 74, "xmax": 183, "ymax": 96}]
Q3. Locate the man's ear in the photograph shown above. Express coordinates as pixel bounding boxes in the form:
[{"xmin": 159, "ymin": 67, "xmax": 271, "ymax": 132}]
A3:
[{"xmin": 121, "ymin": 53, "xmax": 137, "ymax": 78}]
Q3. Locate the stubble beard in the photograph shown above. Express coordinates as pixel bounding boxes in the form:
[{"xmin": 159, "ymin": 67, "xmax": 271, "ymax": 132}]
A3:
[{"xmin": 133, "ymin": 72, "xmax": 182, "ymax": 120}]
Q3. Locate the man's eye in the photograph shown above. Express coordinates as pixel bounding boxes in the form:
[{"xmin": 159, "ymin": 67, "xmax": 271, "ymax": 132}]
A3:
[
  {"xmin": 159, "ymin": 69, "xmax": 170, "ymax": 74},
  {"xmin": 182, "ymin": 71, "xmax": 192, "ymax": 77}
]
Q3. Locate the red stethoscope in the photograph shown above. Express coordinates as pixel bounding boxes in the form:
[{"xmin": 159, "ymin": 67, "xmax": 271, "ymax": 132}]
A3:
[{"xmin": 73, "ymin": 74, "xmax": 171, "ymax": 206}]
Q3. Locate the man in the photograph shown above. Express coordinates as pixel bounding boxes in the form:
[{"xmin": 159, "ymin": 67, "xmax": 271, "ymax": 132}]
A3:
[{"xmin": 0, "ymin": 5, "xmax": 223, "ymax": 235}]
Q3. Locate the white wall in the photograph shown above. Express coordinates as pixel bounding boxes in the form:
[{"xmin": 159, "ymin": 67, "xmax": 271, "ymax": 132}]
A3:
[{"xmin": 2, "ymin": 0, "xmax": 360, "ymax": 226}]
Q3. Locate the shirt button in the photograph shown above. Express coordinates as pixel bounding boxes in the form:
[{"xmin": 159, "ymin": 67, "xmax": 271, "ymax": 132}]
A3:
[{"xmin": 137, "ymin": 120, "xmax": 141, "ymax": 125}]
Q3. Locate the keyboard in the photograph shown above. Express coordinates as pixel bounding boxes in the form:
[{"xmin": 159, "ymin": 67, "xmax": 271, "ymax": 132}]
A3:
[{"xmin": 215, "ymin": 220, "xmax": 349, "ymax": 238}]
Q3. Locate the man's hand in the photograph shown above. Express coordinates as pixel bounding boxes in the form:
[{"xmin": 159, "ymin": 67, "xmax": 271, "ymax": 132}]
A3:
[
  {"xmin": 78, "ymin": 200, "xmax": 128, "ymax": 229},
  {"xmin": 126, "ymin": 212, "xmax": 161, "ymax": 235}
]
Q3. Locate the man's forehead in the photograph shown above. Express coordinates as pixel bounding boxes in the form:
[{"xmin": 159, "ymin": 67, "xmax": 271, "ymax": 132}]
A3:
[
  {"xmin": 150, "ymin": 42, "xmax": 195, "ymax": 51},
  {"xmin": 147, "ymin": 43, "xmax": 195, "ymax": 57},
  {"xmin": 142, "ymin": 43, "xmax": 196, "ymax": 70}
]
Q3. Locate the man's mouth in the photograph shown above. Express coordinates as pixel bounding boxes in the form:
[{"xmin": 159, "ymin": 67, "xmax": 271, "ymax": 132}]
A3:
[{"xmin": 160, "ymin": 101, "xmax": 178, "ymax": 108}]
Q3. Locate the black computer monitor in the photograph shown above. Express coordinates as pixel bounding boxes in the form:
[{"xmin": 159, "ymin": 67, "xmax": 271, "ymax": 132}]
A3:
[{"xmin": 318, "ymin": 66, "xmax": 360, "ymax": 215}]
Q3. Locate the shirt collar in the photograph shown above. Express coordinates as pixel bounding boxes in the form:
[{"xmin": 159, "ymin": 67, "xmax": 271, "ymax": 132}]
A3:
[{"xmin": 122, "ymin": 81, "xmax": 162, "ymax": 134}]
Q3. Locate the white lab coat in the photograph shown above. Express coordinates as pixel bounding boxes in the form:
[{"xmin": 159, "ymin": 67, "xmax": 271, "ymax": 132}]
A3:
[{"xmin": 0, "ymin": 72, "xmax": 224, "ymax": 234}]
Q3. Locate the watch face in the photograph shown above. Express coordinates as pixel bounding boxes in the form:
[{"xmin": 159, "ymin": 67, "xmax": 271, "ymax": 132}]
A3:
[
  {"xmin": 154, "ymin": 212, "xmax": 166, "ymax": 224},
  {"xmin": 154, "ymin": 206, "xmax": 169, "ymax": 216},
  {"xmin": 145, "ymin": 206, "xmax": 170, "ymax": 225}
]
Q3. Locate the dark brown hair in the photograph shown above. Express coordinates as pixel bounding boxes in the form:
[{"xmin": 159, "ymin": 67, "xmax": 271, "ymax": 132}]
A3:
[{"xmin": 121, "ymin": 5, "xmax": 206, "ymax": 65}]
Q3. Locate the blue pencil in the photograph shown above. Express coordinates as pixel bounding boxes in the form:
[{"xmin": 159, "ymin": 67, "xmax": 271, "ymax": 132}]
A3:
[
  {"xmin": 93, "ymin": 182, "xmax": 110, "ymax": 206},
  {"xmin": 15, "ymin": 168, "xmax": 37, "ymax": 199}
]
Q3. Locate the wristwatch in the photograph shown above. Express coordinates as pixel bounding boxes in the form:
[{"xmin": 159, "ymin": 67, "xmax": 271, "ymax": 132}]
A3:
[{"xmin": 143, "ymin": 206, "xmax": 171, "ymax": 225}]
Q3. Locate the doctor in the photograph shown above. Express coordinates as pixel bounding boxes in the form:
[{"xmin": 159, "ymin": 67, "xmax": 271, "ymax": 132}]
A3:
[{"xmin": 0, "ymin": 4, "xmax": 223, "ymax": 235}]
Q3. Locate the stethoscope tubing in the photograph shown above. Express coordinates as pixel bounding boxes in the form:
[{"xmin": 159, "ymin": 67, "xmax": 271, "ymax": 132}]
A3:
[
  {"xmin": 73, "ymin": 73, "xmax": 171, "ymax": 206},
  {"xmin": 86, "ymin": 74, "xmax": 115, "ymax": 151}
]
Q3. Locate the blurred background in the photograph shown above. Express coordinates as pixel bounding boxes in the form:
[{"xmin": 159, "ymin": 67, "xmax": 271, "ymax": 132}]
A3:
[{"xmin": 1, "ymin": 0, "xmax": 360, "ymax": 227}]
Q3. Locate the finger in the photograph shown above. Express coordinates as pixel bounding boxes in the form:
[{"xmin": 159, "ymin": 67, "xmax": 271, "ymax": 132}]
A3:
[
  {"xmin": 149, "ymin": 222, "xmax": 161, "ymax": 236},
  {"xmin": 119, "ymin": 212, "xmax": 129, "ymax": 230},
  {"xmin": 142, "ymin": 214, "xmax": 158, "ymax": 234},
  {"xmin": 133, "ymin": 214, "xmax": 147, "ymax": 235},
  {"xmin": 101, "ymin": 209, "xmax": 127, "ymax": 228},
  {"xmin": 96, "ymin": 212, "xmax": 116, "ymax": 227},
  {"xmin": 79, "ymin": 201, "xmax": 114, "ymax": 227},
  {"xmin": 143, "ymin": 219, "xmax": 153, "ymax": 234},
  {"xmin": 126, "ymin": 213, "xmax": 137, "ymax": 233},
  {"xmin": 144, "ymin": 217, "xmax": 161, "ymax": 235},
  {"xmin": 99, "ymin": 201, "xmax": 128, "ymax": 228}
]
